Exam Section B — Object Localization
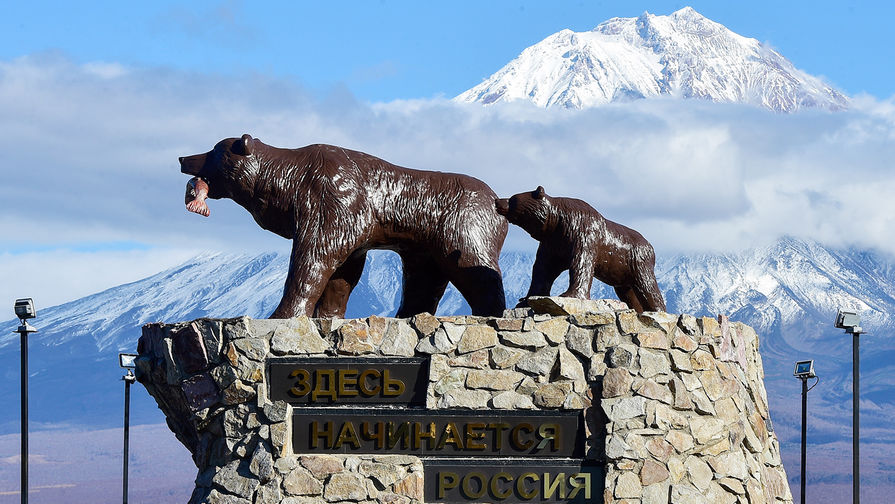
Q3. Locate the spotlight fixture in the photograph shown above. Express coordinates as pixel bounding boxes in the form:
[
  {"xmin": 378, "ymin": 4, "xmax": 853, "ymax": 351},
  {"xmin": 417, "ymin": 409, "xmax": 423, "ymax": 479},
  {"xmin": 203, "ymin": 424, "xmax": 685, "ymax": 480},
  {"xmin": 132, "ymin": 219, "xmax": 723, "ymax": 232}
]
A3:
[
  {"xmin": 793, "ymin": 360, "xmax": 816, "ymax": 379},
  {"xmin": 14, "ymin": 298, "xmax": 35, "ymax": 321},
  {"xmin": 119, "ymin": 353, "xmax": 138, "ymax": 370},
  {"xmin": 835, "ymin": 309, "xmax": 862, "ymax": 332}
]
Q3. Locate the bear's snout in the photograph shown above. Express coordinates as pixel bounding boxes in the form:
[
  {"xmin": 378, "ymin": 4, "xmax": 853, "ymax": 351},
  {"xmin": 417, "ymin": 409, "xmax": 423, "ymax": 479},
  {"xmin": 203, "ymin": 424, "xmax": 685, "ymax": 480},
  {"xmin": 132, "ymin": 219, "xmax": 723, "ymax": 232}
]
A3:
[
  {"xmin": 495, "ymin": 198, "xmax": 509, "ymax": 216},
  {"xmin": 180, "ymin": 153, "xmax": 206, "ymax": 176}
]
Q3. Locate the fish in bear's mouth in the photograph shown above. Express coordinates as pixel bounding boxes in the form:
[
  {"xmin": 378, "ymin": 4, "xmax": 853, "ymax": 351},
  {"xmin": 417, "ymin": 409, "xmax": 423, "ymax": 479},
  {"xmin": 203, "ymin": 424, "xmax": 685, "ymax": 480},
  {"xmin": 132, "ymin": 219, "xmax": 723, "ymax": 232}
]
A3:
[{"xmin": 185, "ymin": 176, "xmax": 210, "ymax": 217}]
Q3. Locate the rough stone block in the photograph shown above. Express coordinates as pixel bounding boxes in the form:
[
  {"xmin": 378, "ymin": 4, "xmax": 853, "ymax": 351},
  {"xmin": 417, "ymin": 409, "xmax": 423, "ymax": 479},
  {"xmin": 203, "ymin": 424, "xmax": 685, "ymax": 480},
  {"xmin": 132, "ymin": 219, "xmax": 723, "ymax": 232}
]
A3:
[
  {"xmin": 603, "ymin": 368, "xmax": 634, "ymax": 398},
  {"xmin": 233, "ymin": 337, "xmax": 269, "ymax": 362},
  {"xmin": 465, "ymin": 369, "xmax": 524, "ymax": 390},
  {"xmin": 534, "ymin": 317, "xmax": 570, "ymax": 344},
  {"xmin": 491, "ymin": 317, "xmax": 524, "ymax": 331},
  {"xmin": 438, "ymin": 389, "xmax": 491, "ymax": 409},
  {"xmin": 415, "ymin": 326, "xmax": 457, "ymax": 354},
  {"xmin": 379, "ymin": 320, "xmax": 418, "ymax": 357},
  {"xmin": 515, "ymin": 345, "xmax": 558, "ymax": 376},
  {"xmin": 337, "ymin": 319, "xmax": 381, "ymax": 354},
  {"xmin": 499, "ymin": 330, "xmax": 547, "ymax": 349},
  {"xmin": 410, "ymin": 312, "xmax": 439, "ymax": 336},
  {"xmin": 490, "ymin": 345, "xmax": 526, "ymax": 369},
  {"xmin": 283, "ymin": 466, "xmax": 322, "ymax": 496},
  {"xmin": 557, "ymin": 346, "xmax": 585, "ymax": 381},
  {"xmin": 526, "ymin": 296, "xmax": 625, "ymax": 316},
  {"xmin": 181, "ymin": 373, "xmax": 220, "ymax": 411},
  {"xmin": 532, "ymin": 382, "xmax": 573, "ymax": 408},
  {"xmin": 457, "ymin": 325, "xmax": 498, "ymax": 354},
  {"xmin": 636, "ymin": 330, "xmax": 670, "ymax": 349},
  {"xmin": 324, "ymin": 472, "xmax": 369, "ymax": 501},
  {"xmin": 270, "ymin": 317, "xmax": 328, "ymax": 355},
  {"xmin": 641, "ymin": 458, "xmax": 670, "ymax": 485},
  {"xmin": 448, "ymin": 349, "xmax": 490, "ymax": 369},
  {"xmin": 491, "ymin": 391, "xmax": 535, "ymax": 409},
  {"xmin": 615, "ymin": 471, "xmax": 642, "ymax": 498}
]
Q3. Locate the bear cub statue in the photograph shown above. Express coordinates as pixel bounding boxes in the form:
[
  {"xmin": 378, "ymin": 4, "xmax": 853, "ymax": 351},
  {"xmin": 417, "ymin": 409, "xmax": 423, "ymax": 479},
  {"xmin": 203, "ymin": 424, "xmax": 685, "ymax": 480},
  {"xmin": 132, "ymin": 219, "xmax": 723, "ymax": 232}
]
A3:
[
  {"xmin": 180, "ymin": 134, "xmax": 508, "ymax": 319},
  {"xmin": 496, "ymin": 186, "xmax": 665, "ymax": 313}
]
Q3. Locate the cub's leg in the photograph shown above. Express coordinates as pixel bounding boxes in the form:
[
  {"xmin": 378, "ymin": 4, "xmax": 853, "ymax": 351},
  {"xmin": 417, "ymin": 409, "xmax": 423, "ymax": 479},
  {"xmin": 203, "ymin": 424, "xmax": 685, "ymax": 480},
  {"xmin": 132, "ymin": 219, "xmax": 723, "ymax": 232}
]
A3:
[
  {"xmin": 560, "ymin": 247, "xmax": 595, "ymax": 299},
  {"xmin": 524, "ymin": 245, "xmax": 565, "ymax": 302}
]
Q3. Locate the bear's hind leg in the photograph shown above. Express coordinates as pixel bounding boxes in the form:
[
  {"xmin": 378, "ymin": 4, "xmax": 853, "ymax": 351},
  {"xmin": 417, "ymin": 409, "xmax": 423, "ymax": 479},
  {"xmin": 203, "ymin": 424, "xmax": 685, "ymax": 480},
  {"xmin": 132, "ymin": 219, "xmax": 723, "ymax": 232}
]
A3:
[
  {"xmin": 396, "ymin": 255, "xmax": 449, "ymax": 318},
  {"xmin": 614, "ymin": 285, "xmax": 645, "ymax": 313},
  {"xmin": 632, "ymin": 249, "xmax": 665, "ymax": 312},
  {"xmin": 314, "ymin": 250, "xmax": 368, "ymax": 318},
  {"xmin": 633, "ymin": 275, "xmax": 666, "ymax": 313},
  {"xmin": 450, "ymin": 263, "xmax": 506, "ymax": 317}
]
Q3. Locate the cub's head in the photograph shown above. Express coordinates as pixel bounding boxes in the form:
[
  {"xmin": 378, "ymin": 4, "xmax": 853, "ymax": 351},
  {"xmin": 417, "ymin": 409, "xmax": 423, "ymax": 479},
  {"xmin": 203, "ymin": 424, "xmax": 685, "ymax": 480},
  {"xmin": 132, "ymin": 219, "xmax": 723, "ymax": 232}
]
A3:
[
  {"xmin": 495, "ymin": 186, "xmax": 553, "ymax": 239},
  {"xmin": 179, "ymin": 134, "xmax": 258, "ymax": 201}
]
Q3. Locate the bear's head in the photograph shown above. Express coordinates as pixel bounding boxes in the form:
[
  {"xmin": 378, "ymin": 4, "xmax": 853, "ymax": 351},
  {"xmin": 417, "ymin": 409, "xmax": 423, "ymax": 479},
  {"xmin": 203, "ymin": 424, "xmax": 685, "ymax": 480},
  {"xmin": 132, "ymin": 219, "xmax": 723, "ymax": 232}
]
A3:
[
  {"xmin": 180, "ymin": 134, "xmax": 259, "ymax": 204},
  {"xmin": 495, "ymin": 186, "xmax": 553, "ymax": 239}
]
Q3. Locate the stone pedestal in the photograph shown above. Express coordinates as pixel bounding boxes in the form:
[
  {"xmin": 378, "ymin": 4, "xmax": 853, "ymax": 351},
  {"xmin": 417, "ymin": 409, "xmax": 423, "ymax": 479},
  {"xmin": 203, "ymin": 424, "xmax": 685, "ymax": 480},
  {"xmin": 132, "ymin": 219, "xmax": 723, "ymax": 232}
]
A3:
[{"xmin": 136, "ymin": 298, "xmax": 792, "ymax": 504}]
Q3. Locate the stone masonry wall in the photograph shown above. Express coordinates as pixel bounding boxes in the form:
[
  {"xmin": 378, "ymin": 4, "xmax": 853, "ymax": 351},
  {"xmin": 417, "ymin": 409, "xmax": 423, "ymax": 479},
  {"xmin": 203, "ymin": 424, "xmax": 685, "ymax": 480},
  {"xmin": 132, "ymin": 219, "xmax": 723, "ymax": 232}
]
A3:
[{"xmin": 135, "ymin": 297, "xmax": 792, "ymax": 504}]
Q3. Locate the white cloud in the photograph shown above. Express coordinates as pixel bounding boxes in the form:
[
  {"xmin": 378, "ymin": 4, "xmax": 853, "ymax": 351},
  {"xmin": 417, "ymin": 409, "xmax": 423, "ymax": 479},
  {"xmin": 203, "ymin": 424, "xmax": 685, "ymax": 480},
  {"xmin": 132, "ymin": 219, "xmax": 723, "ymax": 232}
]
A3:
[
  {"xmin": 1, "ymin": 55, "xmax": 894, "ymax": 305},
  {"xmin": 0, "ymin": 248, "xmax": 201, "ymax": 309}
]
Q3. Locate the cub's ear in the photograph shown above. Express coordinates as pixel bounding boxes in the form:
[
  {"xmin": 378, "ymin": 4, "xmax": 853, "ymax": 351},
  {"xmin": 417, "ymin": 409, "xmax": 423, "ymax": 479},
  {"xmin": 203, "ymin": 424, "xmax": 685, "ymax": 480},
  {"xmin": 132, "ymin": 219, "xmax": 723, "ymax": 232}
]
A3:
[
  {"xmin": 533, "ymin": 186, "xmax": 546, "ymax": 200},
  {"xmin": 233, "ymin": 134, "xmax": 254, "ymax": 156}
]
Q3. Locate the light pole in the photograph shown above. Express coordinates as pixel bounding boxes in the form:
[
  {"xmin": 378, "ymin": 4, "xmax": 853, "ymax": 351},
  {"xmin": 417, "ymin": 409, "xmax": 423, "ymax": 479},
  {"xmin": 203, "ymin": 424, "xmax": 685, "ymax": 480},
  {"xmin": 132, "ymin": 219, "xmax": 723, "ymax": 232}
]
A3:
[
  {"xmin": 835, "ymin": 309, "xmax": 863, "ymax": 504},
  {"xmin": 119, "ymin": 353, "xmax": 138, "ymax": 504},
  {"xmin": 794, "ymin": 360, "xmax": 818, "ymax": 504},
  {"xmin": 13, "ymin": 298, "xmax": 37, "ymax": 504}
]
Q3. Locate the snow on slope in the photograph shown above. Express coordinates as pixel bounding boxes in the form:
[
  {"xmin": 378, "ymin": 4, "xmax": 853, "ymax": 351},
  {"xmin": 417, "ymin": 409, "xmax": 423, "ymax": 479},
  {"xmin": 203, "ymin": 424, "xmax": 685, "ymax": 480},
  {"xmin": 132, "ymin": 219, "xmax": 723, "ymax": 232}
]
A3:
[
  {"xmin": 2, "ymin": 238, "xmax": 891, "ymax": 358},
  {"xmin": 456, "ymin": 7, "xmax": 848, "ymax": 112}
]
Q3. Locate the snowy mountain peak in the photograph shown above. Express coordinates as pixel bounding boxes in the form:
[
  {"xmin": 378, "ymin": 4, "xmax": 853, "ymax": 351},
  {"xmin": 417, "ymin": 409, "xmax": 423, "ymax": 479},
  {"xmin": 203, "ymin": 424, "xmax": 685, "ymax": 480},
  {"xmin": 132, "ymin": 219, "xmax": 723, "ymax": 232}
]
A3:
[{"xmin": 456, "ymin": 7, "xmax": 848, "ymax": 112}]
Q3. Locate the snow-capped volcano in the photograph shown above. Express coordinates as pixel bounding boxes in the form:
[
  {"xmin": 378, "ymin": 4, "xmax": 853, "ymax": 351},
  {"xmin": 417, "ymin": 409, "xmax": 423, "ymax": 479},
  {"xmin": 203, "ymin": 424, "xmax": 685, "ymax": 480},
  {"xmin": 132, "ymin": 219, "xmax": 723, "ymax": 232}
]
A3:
[{"xmin": 456, "ymin": 7, "xmax": 848, "ymax": 112}]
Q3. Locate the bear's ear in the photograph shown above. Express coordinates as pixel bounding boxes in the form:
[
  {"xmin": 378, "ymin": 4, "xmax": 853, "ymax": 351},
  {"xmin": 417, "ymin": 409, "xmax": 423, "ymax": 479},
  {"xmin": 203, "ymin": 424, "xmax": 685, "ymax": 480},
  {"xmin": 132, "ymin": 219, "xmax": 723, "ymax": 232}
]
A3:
[
  {"xmin": 233, "ymin": 134, "xmax": 254, "ymax": 156},
  {"xmin": 533, "ymin": 186, "xmax": 546, "ymax": 200}
]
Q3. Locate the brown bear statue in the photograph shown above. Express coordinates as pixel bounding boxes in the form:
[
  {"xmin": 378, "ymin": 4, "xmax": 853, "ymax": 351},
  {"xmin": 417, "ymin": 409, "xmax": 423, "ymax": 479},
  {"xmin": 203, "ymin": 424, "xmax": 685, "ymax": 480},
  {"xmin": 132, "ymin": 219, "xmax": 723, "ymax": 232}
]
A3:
[
  {"xmin": 495, "ymin": 186, "xmax": 665, "ymax": 313},
  {"xmin": 180, "ymin": 135, "xmax": 508, "ymax": 318}
]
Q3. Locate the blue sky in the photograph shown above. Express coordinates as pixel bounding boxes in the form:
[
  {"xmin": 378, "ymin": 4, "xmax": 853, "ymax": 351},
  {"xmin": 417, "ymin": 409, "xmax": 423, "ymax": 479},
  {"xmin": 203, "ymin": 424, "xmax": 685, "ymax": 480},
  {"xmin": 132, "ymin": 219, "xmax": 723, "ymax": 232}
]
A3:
[
  {"xmin": 2, "ymin": 1, "xmax": 895, "ymax": 309},
  {"xmin": 3, "ymin": 1, "xmax": 893, "ymax": 102}
]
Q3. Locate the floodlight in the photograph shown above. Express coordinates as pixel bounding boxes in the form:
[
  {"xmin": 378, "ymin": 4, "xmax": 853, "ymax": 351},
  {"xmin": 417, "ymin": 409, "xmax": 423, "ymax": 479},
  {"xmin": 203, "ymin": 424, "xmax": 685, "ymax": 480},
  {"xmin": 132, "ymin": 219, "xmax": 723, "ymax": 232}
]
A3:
[
  {"xmin": 835, "ymin": 309, "xmax": 861, "ymax": 330},
  {"xmin": 119, "ymin": 353, "xmax": 138, "ymax": 369},
  {"xmin": 794, "ymin": 360, "xmax": 816, "ymax": 378},
  {"xmin": 835, "ymin": 307, "xmax": 865, "ymax": 504},
  {"xmin": 14, "ymin": 298, "xmax": 35, "ymax": 320}
]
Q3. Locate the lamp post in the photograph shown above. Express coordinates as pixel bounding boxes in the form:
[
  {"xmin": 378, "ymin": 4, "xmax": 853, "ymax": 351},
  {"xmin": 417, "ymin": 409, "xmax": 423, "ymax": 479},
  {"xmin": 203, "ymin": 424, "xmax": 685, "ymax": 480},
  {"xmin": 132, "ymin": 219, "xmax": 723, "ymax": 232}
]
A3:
[
  {"xmin": 13, "ymin": 298, "xmax": 37, "ymax": 504},
  {"xmin": 793, "ymin": 360, "xmax": 818, "ymax": 504},
  {"xmin": 119, "ymin": 353, "xmax": 138, "ymax": 504},
  {"xmin": 835, "ymin": 309, "xmax": 863, "ymax": 504}
]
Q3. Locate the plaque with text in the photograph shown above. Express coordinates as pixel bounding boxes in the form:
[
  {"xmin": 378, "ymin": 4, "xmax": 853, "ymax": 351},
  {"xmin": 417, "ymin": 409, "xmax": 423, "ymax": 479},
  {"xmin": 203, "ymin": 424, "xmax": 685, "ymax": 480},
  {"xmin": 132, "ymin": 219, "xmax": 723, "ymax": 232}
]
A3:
[
  {"xmin": 268, "ymin": 357, "xmax": 428, "ymax": 406},
  {"xmin": 423, "ymin": 459, "xmax": 604, "ymax": 504},
  {"xmin": 292, "ymin": 409, "xmax": 584, "ymax": 458}
]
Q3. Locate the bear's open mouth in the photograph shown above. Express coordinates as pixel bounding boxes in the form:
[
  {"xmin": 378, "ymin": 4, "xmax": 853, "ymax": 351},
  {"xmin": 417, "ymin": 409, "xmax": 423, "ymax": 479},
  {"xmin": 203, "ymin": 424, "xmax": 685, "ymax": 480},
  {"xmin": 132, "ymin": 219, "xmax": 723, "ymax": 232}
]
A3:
[{"xmin": 185, "ymin": 176, "xmax": 210, "ymax": 217}]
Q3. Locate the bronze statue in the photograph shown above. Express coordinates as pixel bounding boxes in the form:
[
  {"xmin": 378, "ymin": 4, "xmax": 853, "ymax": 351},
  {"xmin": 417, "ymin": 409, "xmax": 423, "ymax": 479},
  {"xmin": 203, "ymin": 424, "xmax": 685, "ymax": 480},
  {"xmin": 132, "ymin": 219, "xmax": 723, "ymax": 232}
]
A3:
[
  {"xmin": 495, "ymin": 186, "xmax": 665, "ymax": 313},
  {"xmin": 181, "ymin": 135, "xmax": 507, "ymax": 318}
]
